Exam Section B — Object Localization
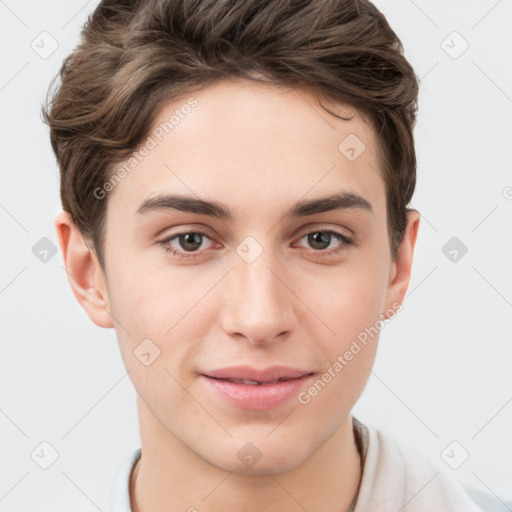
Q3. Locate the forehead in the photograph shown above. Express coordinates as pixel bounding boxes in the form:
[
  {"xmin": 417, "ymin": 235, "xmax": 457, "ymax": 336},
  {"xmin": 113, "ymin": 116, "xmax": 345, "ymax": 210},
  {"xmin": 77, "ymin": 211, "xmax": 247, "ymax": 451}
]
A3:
[{"xmin": 107, "ymin": 78, "xmax": 385, "ymax": 219}]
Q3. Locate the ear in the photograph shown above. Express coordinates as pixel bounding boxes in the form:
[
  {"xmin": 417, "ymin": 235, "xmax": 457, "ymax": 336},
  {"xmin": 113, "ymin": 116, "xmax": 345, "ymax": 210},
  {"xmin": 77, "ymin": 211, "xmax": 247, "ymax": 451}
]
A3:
[
  {"xmin": 55, "ymin": 211, "xmax": 114, "ymax": 328},
  {"xmin": 383, "ymin": 209, "xmax": 421, "ymax": 318}
]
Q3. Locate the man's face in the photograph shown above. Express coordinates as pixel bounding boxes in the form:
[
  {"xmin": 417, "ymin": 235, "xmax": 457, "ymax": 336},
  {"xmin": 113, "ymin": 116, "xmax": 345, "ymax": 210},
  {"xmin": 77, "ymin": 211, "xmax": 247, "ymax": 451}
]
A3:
[{"xmin": 95, "ymin": 78, "xmax": 407, "ymax": 473}]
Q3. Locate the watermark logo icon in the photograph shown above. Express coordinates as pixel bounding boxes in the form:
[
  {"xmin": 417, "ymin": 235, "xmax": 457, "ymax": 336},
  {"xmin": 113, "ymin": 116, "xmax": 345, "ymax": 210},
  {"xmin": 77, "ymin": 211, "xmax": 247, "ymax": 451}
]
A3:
[
  {"xmin": 31, "ymin": 441, "xmax": 59, "ymax": 469},
  {"xmin": 442, "ymin": 237, "xmax": 468, "ymax": 263},
  {"xmin": 134, "ymin": 338, "xmax": 161, "ymax": 366},
  {"xmin": 237, "ymin": 442, "xmax": 262, "ymax": 468},
  {"xmin": 32, "ymin": 237, "xmax": 57, "ymax": 263},
  {"xmin": 441, "ymin": 441, "xmax": 469, "ymax": 469},
  {"xmin": 338, "ymin": 134, "xmax": 366, "ymax": 162},
  {"xmin": 441, "ymin": 31, "xmax": 469, "ymax": 60},
  {"xmin": 236, "ymin": 236, "xmax": 263, "ymax": 264},
  {"xmin": 31, "ymin": 31, "xmax": 59, "ymax": 59}
]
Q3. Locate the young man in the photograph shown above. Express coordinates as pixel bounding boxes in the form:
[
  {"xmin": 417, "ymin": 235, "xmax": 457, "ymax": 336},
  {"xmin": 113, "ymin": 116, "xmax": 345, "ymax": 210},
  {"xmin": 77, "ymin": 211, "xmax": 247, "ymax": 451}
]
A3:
[{"xmin": 43, "ymin": 0, "xmax": 487, "ymax": 510}]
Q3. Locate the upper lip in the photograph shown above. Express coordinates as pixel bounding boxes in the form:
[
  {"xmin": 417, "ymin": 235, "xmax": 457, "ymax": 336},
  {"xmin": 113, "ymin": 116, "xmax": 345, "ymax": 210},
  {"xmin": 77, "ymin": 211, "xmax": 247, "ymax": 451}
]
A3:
[{"xmin": 202, "ymin": 365, "xmax": 313, "ymax": 383}]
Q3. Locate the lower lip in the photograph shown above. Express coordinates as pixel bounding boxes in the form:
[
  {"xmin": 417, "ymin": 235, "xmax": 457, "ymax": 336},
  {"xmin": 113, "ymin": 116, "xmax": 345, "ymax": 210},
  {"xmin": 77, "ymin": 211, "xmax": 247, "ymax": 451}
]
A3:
[{"xmin": 201, "ymin": 374, "xmax": 314, "ymax": 410}]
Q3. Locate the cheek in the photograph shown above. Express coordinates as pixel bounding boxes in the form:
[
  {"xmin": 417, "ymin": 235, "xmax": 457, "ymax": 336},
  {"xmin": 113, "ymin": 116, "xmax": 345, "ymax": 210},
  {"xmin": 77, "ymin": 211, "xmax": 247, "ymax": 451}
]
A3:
[
  {"xmin": 318, "ymin": 289, "xmax": 380, "ymax": 390},
  {"xmin": 298, "ymin": 257, "xmax": 388, "ymax": 398},
  {"xmin": 107, "ymin": 254, "xmax": 195, "ymax": 331},
  {"xmin": 302, "ymin": 262, "xmax": 388, "ymax": 341},
  {"xmin": 106, "ymin": 255, "xmax": 216, "ymax": 378},
  {"xmin": 298, "ymin": 276, "xmax": 384, "ymax": 415}
]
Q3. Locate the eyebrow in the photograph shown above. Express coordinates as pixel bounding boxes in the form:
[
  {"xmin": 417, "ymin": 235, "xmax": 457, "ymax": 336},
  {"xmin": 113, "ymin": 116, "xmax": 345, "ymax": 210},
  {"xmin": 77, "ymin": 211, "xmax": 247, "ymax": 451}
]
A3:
[{"xmin": 135, "ymin": 191, "xmax": 373, "ymax": 219}]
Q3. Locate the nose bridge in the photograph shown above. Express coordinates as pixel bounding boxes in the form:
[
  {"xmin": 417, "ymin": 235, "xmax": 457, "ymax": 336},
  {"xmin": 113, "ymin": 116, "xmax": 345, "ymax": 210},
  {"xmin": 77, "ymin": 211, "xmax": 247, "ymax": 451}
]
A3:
[
  {"xmin": 219, "ymin": 238, "xmax": 295, "ymax": 344},
  {"xmin": 238, "ymin": 250, "xmax": 282, "ymax": 304}
]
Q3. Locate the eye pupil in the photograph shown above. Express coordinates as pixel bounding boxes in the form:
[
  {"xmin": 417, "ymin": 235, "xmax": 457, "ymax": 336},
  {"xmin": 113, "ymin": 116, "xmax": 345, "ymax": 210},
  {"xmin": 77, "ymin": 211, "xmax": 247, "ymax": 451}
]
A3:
[
  {"xmin": 179, "ymin": 233, "xmax": 202, "ymax": 251},
  {"xmin": 308, "ymin": 232, "xmax": 331, "ymax": 250}
]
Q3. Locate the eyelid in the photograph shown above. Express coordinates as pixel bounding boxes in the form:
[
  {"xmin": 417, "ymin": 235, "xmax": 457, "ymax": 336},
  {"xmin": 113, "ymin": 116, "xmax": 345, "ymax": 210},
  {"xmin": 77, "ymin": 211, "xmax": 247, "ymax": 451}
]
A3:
[{"xmin": 294, "ymin": 224, "xmax": 354, "ymax": 243}]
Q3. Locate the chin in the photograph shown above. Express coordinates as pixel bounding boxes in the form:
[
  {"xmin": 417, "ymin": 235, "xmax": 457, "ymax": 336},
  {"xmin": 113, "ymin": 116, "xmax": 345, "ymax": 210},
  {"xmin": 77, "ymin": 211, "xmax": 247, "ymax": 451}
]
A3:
[{"xmin": 202, "ymin": 437, "xmax": 313, "ymax": 476}]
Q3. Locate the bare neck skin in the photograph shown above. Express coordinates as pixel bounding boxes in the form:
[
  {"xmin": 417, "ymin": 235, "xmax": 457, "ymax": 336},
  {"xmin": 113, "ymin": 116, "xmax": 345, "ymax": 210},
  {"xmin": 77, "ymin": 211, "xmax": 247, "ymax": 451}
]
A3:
[{"xmin": 130, "ymin": 396, "xmax": 361, "ymax": 512}]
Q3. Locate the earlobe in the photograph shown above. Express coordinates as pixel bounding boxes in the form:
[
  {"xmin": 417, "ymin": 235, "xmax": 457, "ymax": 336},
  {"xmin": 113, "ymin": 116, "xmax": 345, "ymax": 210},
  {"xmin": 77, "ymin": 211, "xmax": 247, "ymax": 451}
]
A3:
[
  {"xmin": 55, "ymin": 211, "xmax": 114, "ymax": 329},
  {"xmin": 383, "ymin": 209, "xmax": 421, "ymax": 316}
]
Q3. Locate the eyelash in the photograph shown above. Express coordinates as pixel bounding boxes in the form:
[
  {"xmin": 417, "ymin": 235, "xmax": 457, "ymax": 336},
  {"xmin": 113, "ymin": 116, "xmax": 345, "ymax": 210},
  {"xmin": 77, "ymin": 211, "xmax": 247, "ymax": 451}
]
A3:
[{"xmin": 156, "ymin": 229, "xmax": 354, "ymax": 260}]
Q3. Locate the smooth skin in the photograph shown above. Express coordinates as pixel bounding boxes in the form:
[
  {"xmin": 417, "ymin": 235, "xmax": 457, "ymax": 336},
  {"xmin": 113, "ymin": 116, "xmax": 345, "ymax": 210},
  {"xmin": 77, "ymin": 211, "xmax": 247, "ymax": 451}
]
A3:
[{"xmin": 56, "ymin": 78, "xmax": 420, "ymax": 512}]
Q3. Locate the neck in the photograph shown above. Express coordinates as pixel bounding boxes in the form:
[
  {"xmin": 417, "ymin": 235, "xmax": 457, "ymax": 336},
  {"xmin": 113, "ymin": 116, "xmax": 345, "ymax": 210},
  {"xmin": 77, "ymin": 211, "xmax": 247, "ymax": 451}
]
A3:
[{"xmin": 130, "ymin": 396, "xmax": 361, "ymax": 512}]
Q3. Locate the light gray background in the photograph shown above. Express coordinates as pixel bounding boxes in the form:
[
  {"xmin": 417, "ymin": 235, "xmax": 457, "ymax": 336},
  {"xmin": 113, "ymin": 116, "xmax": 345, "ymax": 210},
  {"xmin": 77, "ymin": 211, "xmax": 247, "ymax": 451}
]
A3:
[{"xmin": 1, "ymin": 0, "xmax": 511, "ymax": 510}]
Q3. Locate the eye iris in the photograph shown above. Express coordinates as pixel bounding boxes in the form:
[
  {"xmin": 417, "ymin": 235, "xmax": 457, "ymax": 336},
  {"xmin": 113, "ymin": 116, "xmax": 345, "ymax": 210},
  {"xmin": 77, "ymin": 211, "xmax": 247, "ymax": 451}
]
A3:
[
  {"xmin": 308, "ymin": 232, "xmax": 331, "ymax": 250},
  {"xmin": 179, "ymin": 233, "xmax": 202, "ymax": 251}
]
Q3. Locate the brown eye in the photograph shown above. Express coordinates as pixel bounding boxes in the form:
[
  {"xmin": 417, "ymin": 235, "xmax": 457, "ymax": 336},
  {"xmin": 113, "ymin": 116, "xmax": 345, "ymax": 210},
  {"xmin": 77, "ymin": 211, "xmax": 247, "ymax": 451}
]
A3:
[
  {"xmin": 157, "ymin": 231, "xmax": 214, "ymax": 258},
  {"xmin": 307, "ymin": 232, "xmax": 333, "ymax": 250},
  {"xmin": 177, "ymin": 233, "xmax": 203, "ymax": 252},
  {"xmin": 296, "ymin": 230, "xmax": 353, "ymax": 255}
]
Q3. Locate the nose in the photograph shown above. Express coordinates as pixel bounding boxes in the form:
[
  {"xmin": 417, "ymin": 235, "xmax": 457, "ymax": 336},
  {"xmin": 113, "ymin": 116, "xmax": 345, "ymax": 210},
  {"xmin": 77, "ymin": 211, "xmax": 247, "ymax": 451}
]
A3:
[{"xmin": 218, "ymin": 246, "xmax": 297, "ymax": 346}]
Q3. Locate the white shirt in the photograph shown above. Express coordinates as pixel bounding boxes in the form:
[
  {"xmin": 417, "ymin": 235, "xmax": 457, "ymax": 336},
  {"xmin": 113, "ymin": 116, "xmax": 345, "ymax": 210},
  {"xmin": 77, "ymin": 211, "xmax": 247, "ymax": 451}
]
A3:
[{"xmin": 111, "ymin": 416, "xmax": 487, "ymax": 511}]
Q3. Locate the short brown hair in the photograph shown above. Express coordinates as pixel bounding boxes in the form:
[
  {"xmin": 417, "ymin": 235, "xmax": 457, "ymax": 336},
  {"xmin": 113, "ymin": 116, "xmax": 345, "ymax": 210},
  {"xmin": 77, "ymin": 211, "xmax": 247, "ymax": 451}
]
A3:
[{"xmin": 42, "ymin": 0, "xmax": 419, "ymax": 271}]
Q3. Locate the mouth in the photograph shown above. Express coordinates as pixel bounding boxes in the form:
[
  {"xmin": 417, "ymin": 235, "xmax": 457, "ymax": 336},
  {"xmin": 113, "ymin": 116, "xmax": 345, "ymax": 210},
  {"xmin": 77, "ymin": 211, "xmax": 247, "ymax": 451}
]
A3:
[
  {"xmin": 200, "ymin": 366, "xmax": 315, "ymax": 410},
  {"xmin": 211, "ymin": 377, "xmax": 296, "ymax": 386}
]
